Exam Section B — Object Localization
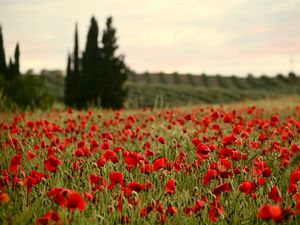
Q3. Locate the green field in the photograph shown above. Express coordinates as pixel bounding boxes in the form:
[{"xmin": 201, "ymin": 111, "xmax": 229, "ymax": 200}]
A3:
[{"xmin": 43, "ymin": 72, "xmax": 300, "ymax": 108}]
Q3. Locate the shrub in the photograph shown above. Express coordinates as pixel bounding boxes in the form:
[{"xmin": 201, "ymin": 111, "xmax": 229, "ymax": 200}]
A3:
[{"xmin": 6, "ymin": 75, "xmax": 54, "ymax": 110}]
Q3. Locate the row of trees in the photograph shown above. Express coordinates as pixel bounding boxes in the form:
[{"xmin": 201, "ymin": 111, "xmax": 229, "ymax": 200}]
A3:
[
  {"xmin": 0, "ymin": 26, "xmax": 54, "ymax": 110},
  {"xmin": 65, "ymin": 16, "xmax": 127, "ymax": 109}
]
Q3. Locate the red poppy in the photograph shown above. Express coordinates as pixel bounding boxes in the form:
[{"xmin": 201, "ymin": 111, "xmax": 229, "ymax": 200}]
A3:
[
  {"xmin": 296, "ymin": 195, "xmax": 300, "ymax": 212},
  {"xmin": 9, "ymin": 154, "xmax": 21, "ymax": 173},
  {"xmin": 152, "ymin": 157, "xmax": 167, "ymax": 171},
  {"xmin": 183, "ymin": 207, "xmax": 194, "ymax": 216},
  {"xmin": 193, "ymin": 200, "xmax": 205, "ymax": 213},
  {"xmin": 126, "ymin": 181, "xmax": 145, "ymax": 192},
  {"xmin": 269, "ymin": 186, "xmax": 282, "ymax": 203},
  {"xmin": 165, "ymin": 179, "xmax": 176, "ymax": 195},
  {"xmin": 108, "ymin": 171, "xmax": 124, "ymax": 190},
  {"xmin": 208, "ymin": 199, "xmax": 224, "ymax": 222},
  {"xmin": 184, "ymin": 114, "xmax": 192, "ymax": 121},
  {"xmin": 222, "ymin": 134, "xmax": 236, "ymax": 146},
  {"xmin": 166, "ymin": 206, "xmax": 177, "ymax": 216},
  {"xmin": 124, "ymin": 151, "xmax": 144, "ymax": 169},
  {"xmin": 196, "ymin": 143, "xmax": 211, "ymax": 155},
  {"xmin": 257, "ymin": 204, "xmax": 282, "ymax": 223},
  {"xmin": 212, "ymin": 182, "xmax": 233, "ymax": 197},
  {"xmin": 270, "ymin": 114, "xmax": 280, "ymax": 126},
  {"xmin": 66, "ymin": 191, "xmax": 86, "ymax": 212},
  {"xmin": 158, "ymin": 136, "xmax": 166, "ymax": 144},
  {"xmin": 101, "ymin": 141, "xmax": 110, "ymax": 150},
  {"xmin": 48, "ymin": 187, "xmax": 67, "ymax": 207},
  {"xmin": 36, "ymin": 210, "xmax": 61, "ymax": 225},
  {"xmin": 89, "ymin": 174, "xmax": 107, "ymax": 191},
  {"xmin": 0, "ymin": 192, "xmax": 9, "ymax": 205},
  {"xmin": 202, "ymin": 169, "xmax": 218, "ymax": 185},
  {"xmin": 0, "ymin": 170, "xmax": 9, "ymax": 191},
  {"xmin": 262, "ymin": 167, "xmax": 272, "ymax": 177},
  {"xmin": 191, "ymin": 138, "xmax": 201, "ymax": 146},
  {"xmin": 27, "ymin": 151, "xmax": 36, "ymax": 160},
  {"xmin": 140, "ymin": 164, "xmax": 151, "ymax": 174},
  {"xmin": 44, "ymin": 156, "xmax": 62, "ymax": 172},
  {"xmin": 239, "ymin": 180, "xmax": 256, "ymax": 195},
  {"xmin": 140, "ymin": 207, "xmax": 149, "ymax": 217},
  {"xmin": 48, "ymin": 188, "xmax": 86, "ymax": 212}
]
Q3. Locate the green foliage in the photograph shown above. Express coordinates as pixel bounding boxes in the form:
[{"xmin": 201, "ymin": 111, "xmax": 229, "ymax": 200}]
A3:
[
  {"xmin": 2, "ymin": 75, "xmax": 54, "ymax": 111},
  {"xmin": 159, "ymin": 72, "xmax": 166, "ymax": 84},
  {"xmin": 65, "ymin": 16, "xmax": 127, "ymax": 109},
  {"xmin": 100, "ymin": 16, "xmax": 127, "ymax": 109},
  {"xmin": 0, "ymin": 26, "xmax": 7, "ymax": 76}
]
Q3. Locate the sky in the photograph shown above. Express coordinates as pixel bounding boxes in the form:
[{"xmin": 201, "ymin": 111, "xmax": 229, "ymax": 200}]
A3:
[{"xmin": 0, "ymin": 0, "xmax": 300, "ymax": 76}]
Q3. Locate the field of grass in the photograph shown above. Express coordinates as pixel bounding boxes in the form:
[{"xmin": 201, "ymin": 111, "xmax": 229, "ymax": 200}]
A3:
[
  {"xmin": 0, "ymin": 97, "xmax": 300, "ymax": 224},
  {"xmin": 42, "ymin": 72, "xmax": 300, "ymax": 108}
]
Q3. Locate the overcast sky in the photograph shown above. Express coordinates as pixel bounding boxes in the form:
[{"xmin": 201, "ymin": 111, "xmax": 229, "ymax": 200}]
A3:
[{"xmin": 0, "ymin": 0, "xmax": 300, "ymax": 76}]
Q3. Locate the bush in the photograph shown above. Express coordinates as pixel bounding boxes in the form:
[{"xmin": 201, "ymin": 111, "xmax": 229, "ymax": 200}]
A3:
[{"xmin": 6, "ymin": 75, "xmax": 54, "ymax": 110}]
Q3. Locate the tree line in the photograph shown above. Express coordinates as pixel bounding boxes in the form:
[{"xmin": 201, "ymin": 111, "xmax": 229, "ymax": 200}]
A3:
[
  {"xmin": 0, "ymin": 16, "xmax": 127, "ymax": 110},
  {"xmin": 65, "ymin": 16, "xmax": 127, "ymax": 109},
  {"xmin": 0, "ymin": 26, "xmax": 53, "ymax": 110}
]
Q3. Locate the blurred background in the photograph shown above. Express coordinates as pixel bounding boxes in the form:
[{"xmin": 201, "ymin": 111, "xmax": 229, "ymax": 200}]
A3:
[{"xmin": 0, "ymin": 0, "xmax": 300, "ymax": 110}]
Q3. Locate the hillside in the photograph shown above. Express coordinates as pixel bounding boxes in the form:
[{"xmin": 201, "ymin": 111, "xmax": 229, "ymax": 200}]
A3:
[{"xmin": 42, "ymin": 72, "xmax": 300, "ymax": 108}]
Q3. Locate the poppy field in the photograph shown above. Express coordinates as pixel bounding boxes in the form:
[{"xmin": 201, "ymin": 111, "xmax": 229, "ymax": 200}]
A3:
[{"xmin": 0, "ymin": 99, "xmax": 300, "ymax": 224}]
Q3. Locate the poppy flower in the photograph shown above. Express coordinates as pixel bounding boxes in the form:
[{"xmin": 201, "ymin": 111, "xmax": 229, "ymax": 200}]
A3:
[
  {"xmin": 196, "ymin": 143, "xmax": 211, "ymax": 155},
  {"xmin": 192, "ymin": 138, "xmax": 201, "ymax": 146},
  {"xmin": 165, "ymin": 179, "xmax": 176, "ymax": 195},
  {"xmin": 212, "ymin": 182, "xmax": 233, "ymax": 197},
  {"xmin": 257, "ymin": 204, "xmax": 282, "ymax": 223},
  {"xmin": 269, "ymin": 186, "xmax": 282, "ymax": 203},
  {"xmin": 48, "ymin": 187, "xmax": 68, "ymax": 207},
  {"xmin": 140, "ymin": 207, "xmax": 149, "ymax": 217},
  {"xmin": 48, "ymin": 188, "xmax": 86, "ymax": 212},
  {"xmin": 239, "ymin": 180, "xmax": 256, "ymax": 195},
  {"xmin": 262, "ymin": 167, "xmax": 272, "ymax": 177},
  {"xmin": 184, "ymin": 114, "xmax": 192, "ymax": 121},
  {"xmin": 36, "ymin": 210, "xmax": 61, "ymax": 225},
  {"xmin": 0, "ymin": 192, "xmax": 9, "ymax": 205},
  {"xmin": 270, "ymin": 114, "xmax": 280, "ymax": 126},
  {"xmin": 66, "ymin": 191, "xmax": 86, "ymax": 211},
  {"xmin": 27, "ymin": 151, "xmax": 36, "ymax": 160},
  {"xmin": 203, "ymin": 169, "xmax": 218, "ymax": 185},
  {"xmin": 9, "ymin": 154, "xmax": 21, "ymax": 173},
  {"xmin": 152, "ymin": 157, "xmax": 167, "ymax": 171},
  {"xmin": 124, "ymin": 151, "xmax": 144, "ymax": 168},
  {"xmin": 158, "ymin": 136, "xmax": 166, "ymax": 144},
  {"xmin": 126, "ymin": 181, "xmax": 145, "ymax": 192},
  {"xmin": 44, "ymin": 156, "xmax": 62, "ymax": 172},
  {"xmin": 208, "ymin": 199, "xmax": 224, "ymax": 222},
  {"xmin": 183, "ymin": 207, "xmax": 194, "ymax": 216},
  {"xmin": 223, "ymin": 134, "xmax": 236, "ymax": 146},
  {"xmin": 101, "ymin": 141, "xmax": 110, "ymax": 150},
  {"xmin": 140, "ymin": 164, "xmax": 151, "ymax": 174},
  {"xmin": 166, "ymin": 206, "xmax": 177, "ymax": 216},
  {"xmin": 193, "ymin": 200, "xmax": 205, "ymax": 213},
  {"xmin": 108, "ymin": 171, "xmax": 124, "ymax": 190}
]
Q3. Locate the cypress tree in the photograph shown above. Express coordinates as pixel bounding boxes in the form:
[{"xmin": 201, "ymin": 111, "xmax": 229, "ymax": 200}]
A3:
[
  {"xmin": 7, "ymin": 57, "xmax": 13, "ymax": 80},
  {"xmin": 0, "ymin": 26, "xmax": 6, "ymax": 76},
  {"xmin": 73, "ymin": 23, "xmax": 81, "ymax": 107},
  {"xmin": 65, "ymin": 54, "xmax": 72, "ymax": 106},
  {"xmin": 101, "ymin": 16, "xmax": 127, "ymax": 109},
  {"xmin": 13, "ymin": 43, "xmax": 20, "ymax": 76},
  {"xmin": 74, "ymin": 23, "xmax": 79, "ymax": 77},
  {"xmin": 81, "ymin": 17, "xmax": 100, "ymax": 107}
]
